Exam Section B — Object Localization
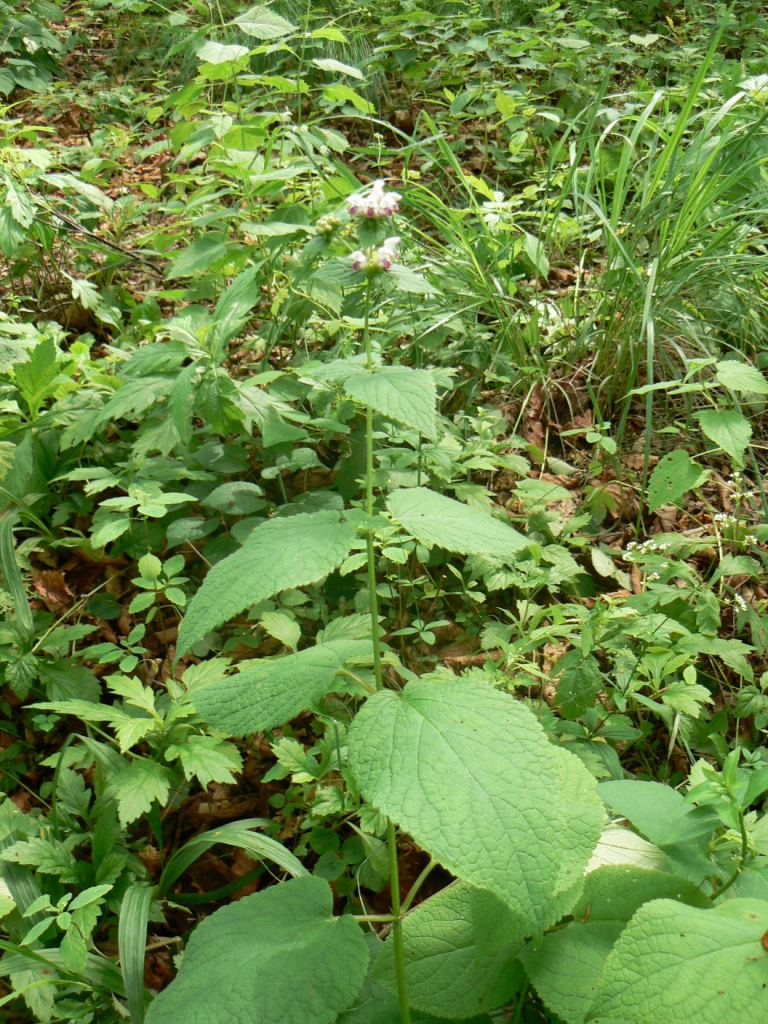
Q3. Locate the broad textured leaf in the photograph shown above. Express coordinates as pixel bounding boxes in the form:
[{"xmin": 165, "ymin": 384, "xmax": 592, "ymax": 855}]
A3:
[
  {"xmin": 373, "ymin": 882, "xmax": 525, "ymax": 1018},
  {"xmin": 523, "ymin": 920, "xmax": 621, "ymax": 1024},
  {"xmin": 196, "ymin": 40, "xmax": 249, "ymax": 64},
  {"xmin": 177, "ymin": 512, "xmax": 356, "ymax": 655},
  {"xmin": 648, "ymin": 450, "xmax": 707, "ymax": 512},
  {"xmin": 349, "ymin": 679, "xmax": 604, "ymax": 932},
  {"xmin": 339, "ymin": 935, "xmax": 488, "ymax": 1024},
  {"xmin": 193, "ymin": 638, "xmax": 371, "ymax": 735},
  {"xmin": 387, "ymin": 488, "xmax": 527, "ymax": 562},
  {"xmin": 145, "ymin": 876, "xmax": 368, "ymax": 1024},
  {"xmin": 589, "ymin": 898, "xmax": 768, "ymax": 1023},
  {"xmin": 234, "ymin": 5, "xmax": 297, "ymax": 38},
  {"xmin": 344, "ymin": 366, "xmax": 437, "ymax": 438},
  {"xmin": 697, "ymin": 409, "xmax": 752, "ymax": 464},
  {"xmin": 523, "ymin": 866, "xmax": 711, "ymax": 1024},
  {"xmin": 715, "ymin": 360, "xmax": 768, "ymax": 395}
]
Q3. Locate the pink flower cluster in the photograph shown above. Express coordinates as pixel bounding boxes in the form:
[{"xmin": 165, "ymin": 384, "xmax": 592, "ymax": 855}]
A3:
[
  {"xmin": 347, "ymin": 179, "xmax": 401, "ymax": 219},
  {"xmin": 350, "ymin": 236, "xmax": 400, "ymax": 273}
]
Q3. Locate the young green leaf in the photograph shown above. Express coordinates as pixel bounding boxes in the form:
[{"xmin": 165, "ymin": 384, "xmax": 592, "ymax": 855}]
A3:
[
  {"xmin": 589, "ymin": 898, "xmax": 768, "ymax": 1024},
  {"xmin": 177, "ymin": 511, "xmax": 357, "ymax": 656},
  {"xmin": 344, "ymin": 366, "xmax": 437, "ymax": 438},
  {"xmin": 348, "ymin": 679, "xmax": 604, "ymax": 932},
  {"xmin": 387, "ymin": 488, "xmax": 527, "ymax": 561},
  {"xmin": 111, "ymin": 760, "xmax": 173, "ymax": 828},
  {"xmin": 144, "ymin": 877, "xmax": 368, "ymax": 1024},
  {"xmin": 164, "ymin": 735, "xmax": 242, "ymax": 789},
  {"xmin": 697, "ymin": 409, "xmax": 752, "ymax": 465}
]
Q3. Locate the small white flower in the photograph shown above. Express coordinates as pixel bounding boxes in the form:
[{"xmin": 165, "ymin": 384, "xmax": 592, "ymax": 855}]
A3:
[
  {"xmin": 376, "ymin": 236, "xmax": 400, "ymax": 270},
  {"xmin": 350, "ymin": 250, "xmax": 367, "ymax": 271},
  {"xmin": 347, "ymin": 180, "xmax": 401, "ymax": 219}
]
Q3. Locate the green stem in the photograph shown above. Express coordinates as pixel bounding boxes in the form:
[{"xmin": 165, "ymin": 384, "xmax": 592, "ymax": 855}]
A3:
[
  {"xmin": 511, "ymin": 980, "xmax": 530, "ymax": 1024},
  {"xmin": 362, "ymin": 279, "xmax": 384, "ymax": 693},
  {"xmin": 715, "ymin": 809, "xmax": 749, "ymax": 898},
  {"xmin": 388, "ymin": 819, "xmax": 411, "ymax": 1024},
  {"xmin": 400, "ymin": 858, "xmax": 436, "ymax": 914},
  {"xmin": 359, "ymin": 279, "xmax": 408, "ymax": 1022}
]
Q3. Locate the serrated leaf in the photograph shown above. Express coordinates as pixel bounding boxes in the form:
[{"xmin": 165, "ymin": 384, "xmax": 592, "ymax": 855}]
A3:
[
  {"xmin": 165, "ymin": 735, "xmax": 242, "ymax": 788},
  {"xmin": 234, "ymin": 5, "xmax": 297, "ymax": 39},
  {"xmin": 313, "ymin": 57, "xmax": 364, "ymax": 79},
  {"xmin": 387, "ymin": 488, "xmax": 527, "ymax": 561},
  {"xmin": 348, "ymin": 679, "xmax": 604, "ymax": 932},
  {"xmin": 196, "ymin": 40, "xmax": 249, "ymax": 64},
  {"xmin": 373, "ymin": 882, "xmax": 525, "ymax": 1017},
  {"xmin": 112, "ymin": 760, "xmax": 173, "ymax": 827},
  {"xmin": 715, "ymin": 360, "xmax": 768, "ymax": 395},
  {"xmin": 344, "ymin": 366, "xmax": 437, "ymax": 438},
  {"xmin": 697, "ymin": 409, "xmax": 752, "ymax": 464},
  {"xmin": 193, "ymin": 638, "xmax": 371, "ymax": 735},
  {"xmin": 144, "ymin": 877, "xmax": 368, "ymax": 1024},
  {"xmin": 201, "ymin": 481, "xmax": 265, "ymax": 515},
  {"xmin": 169, "ymin": 363, "xmax": 198, "ymax": 445},
  {"xmin": 555, "ymin": 651, "xmax": 603, "ymax": 721},
  {"xmin": 177, "ymin": 511, "xmax": 357, "ymax": 656},
  {"xmin": 589, "ymin": 898, "xmax": 768, "ymax": 1024},
  {"xmin": 648, "ymin": 450, "xmax": 707, "ymax": 512},
  {"xmin": 1, "ymin": 836, "xmax": 80, "ymax": 883},
  {"xmin": 259, "ymin": 609, "xmax": 300, "ymax": 650}
]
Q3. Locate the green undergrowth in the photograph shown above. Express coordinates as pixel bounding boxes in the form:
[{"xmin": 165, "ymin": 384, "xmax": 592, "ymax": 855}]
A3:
[{"xmin": 1, "ymin": 1, "xmax": 768, "ymax": 1022}]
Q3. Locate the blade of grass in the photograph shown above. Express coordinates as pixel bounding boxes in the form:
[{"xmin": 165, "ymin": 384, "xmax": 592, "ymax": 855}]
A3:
[{"xmin": 118, "ymin": 883, "xmax": 153, "ymax": 1024}]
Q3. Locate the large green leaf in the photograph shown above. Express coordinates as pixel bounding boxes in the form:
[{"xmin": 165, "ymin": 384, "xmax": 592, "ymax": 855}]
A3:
[
  {"xmin": 145, "ymin": 876, "xmax": 368, "ymax": 1024},
  {"xmin": 696, "ymin": 408, "xmax": 752, "ymax": 465},
  {"xmin": 387, "ymin": 489, "xmax": 527, "ymax": 561},
  {"xmin": 177, "ymin": 511, "xmax": 356, "ymax": 656},
  {"xmin": 348, "ymin": 679, "xmax": 604, "ymax": 932},
  {"xmin": 589, "ymin": 898, "xmax": 768, "ymax": 1023},
  {"xmin": 339, "ymin": 935, "xmax": 489, "ymax": 1024},
  {"xmin": 523, "ymin": 920, "xmax": 621, "ymax": 1024},
  {"xmin": 714, "ymin": 360, "xmax": 768, "ymax": 395},
  {"xmin": 597, "ymin": 780, "xmax": 719, "ymax": 877},
  {"xmin": 234, "ymin": 5, "xmax": 297, "ymax": 38},
  {"xmin": 521, "ymin": 866, "xmax": 711, "ymax": 1024},
  {"xmin": 193, "ymin": 637, "xmax": 371, "ymax": 735},
  {"xmin": 344, "ymin": 366, "xmax": 437, "ymax": 438},
  {"xmin": 373, "ymin": 882, "xmax": 525, "ymax": 1018}
]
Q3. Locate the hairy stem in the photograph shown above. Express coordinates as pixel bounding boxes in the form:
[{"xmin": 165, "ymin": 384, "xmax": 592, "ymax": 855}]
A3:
[
  {"xmin": 388, "ymin": 819, "xmax": 411, "ymax": 1024},
  {"xmin": 360, "ymin": 280, "xmax": 409, "ymax": 1022}
]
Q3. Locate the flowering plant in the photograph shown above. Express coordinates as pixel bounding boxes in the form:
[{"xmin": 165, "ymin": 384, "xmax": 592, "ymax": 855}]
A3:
[{"xmin": 347, "ymin": 178, "xmax": 401, "ymax": 219}]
